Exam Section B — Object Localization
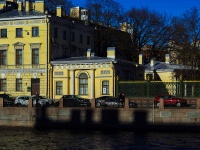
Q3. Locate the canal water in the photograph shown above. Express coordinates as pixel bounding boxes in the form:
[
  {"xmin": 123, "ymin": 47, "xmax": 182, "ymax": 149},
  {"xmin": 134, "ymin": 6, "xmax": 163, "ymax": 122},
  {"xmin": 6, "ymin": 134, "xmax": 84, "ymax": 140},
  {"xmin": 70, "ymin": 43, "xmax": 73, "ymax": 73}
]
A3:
[{"xmin": 0, "ymin": 127, "xmax": 200, "ymax": 149}]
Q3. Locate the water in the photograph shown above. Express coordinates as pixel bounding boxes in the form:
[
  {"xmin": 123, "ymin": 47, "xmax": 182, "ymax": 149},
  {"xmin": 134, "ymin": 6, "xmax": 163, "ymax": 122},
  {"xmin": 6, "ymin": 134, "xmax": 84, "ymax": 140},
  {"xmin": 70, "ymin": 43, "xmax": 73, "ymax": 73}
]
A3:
[{"xmin": 0, "ymin": 127, "xmax": 200, "ymax": 150}]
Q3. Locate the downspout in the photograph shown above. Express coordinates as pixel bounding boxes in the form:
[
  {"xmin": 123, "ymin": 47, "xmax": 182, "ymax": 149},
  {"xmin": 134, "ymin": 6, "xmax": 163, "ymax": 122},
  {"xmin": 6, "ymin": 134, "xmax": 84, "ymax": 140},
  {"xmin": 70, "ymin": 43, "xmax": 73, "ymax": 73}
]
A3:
[
  {"xmin": 45, "ymin": 14, "xmax": 49, "ymax": 98},
  {"xmin": 112, "ymin": 61, "xmax": 115, "ymax": 97}
]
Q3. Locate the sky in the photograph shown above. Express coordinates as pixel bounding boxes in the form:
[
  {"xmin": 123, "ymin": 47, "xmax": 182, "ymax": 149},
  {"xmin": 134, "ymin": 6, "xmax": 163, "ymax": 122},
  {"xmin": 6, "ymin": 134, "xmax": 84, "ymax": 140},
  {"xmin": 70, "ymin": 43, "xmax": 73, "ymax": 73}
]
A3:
[{"xmin": 72, "ymin": 0, "xmax": 200, "ymax": 16}]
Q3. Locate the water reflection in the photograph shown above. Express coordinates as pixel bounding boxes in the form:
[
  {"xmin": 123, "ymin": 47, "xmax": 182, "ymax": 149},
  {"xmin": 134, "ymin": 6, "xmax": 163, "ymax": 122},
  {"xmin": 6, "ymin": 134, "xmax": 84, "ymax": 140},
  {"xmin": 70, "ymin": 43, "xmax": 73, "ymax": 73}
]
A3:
[{"xmin": 0, "ymin": 127, "xmax": 200, "ymax": 149}]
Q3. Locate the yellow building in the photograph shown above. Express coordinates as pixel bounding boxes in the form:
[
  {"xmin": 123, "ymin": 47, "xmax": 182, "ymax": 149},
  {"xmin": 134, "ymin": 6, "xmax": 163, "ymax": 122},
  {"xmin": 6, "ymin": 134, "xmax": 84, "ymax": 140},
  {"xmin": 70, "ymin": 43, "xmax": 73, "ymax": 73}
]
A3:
[
  {"xmin": 0, "ymin": 0, "xmax": 94, "ymax": 98},
  {"xmin": 50, "ymin": 47, "xmax": 144, "ymax": 100}
]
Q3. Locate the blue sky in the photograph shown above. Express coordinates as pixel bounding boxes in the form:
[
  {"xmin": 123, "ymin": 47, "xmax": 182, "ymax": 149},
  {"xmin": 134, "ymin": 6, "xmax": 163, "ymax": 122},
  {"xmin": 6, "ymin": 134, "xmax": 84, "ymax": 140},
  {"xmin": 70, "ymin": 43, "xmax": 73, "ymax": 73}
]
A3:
[{"xmin": 72, "ymin": 0, "xmax": 200, "ymax": 16}]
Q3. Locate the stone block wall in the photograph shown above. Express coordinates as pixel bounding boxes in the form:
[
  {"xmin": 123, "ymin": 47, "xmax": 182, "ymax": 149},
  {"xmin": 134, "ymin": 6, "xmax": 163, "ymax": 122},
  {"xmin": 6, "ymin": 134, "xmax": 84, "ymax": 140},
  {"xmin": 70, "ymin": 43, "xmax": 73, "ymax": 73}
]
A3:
[{"xmin": 0, "ymin": 98, "xmax": 200, "ymax": 129}]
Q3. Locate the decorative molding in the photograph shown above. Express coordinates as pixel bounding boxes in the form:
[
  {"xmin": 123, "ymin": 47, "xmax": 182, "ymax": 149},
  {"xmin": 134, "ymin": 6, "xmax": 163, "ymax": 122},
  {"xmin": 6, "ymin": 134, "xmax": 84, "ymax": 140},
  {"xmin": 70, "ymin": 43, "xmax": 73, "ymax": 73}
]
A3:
[
  {"xmin": 76, "ymin": 71, "xmax": 90, "ymax": 78},
  {"xmin": 29, "ymin": 43, "xmax": 42, "ymax": 49},
  {"xmin": 0, "ymin": 20, "xmax": 46, "ymax": 26},
  {"xmin": 0, "ymin": 44, "xmax": 9, "ymax": 50}
]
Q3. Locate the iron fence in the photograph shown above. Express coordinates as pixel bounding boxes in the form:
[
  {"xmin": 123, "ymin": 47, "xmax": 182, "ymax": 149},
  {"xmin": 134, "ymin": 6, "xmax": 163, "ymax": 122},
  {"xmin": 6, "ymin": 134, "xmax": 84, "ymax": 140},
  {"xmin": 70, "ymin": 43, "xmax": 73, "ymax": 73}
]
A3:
[{"xmin": 117, "ymin": 79, "xmax": 200, "ymax": 98}]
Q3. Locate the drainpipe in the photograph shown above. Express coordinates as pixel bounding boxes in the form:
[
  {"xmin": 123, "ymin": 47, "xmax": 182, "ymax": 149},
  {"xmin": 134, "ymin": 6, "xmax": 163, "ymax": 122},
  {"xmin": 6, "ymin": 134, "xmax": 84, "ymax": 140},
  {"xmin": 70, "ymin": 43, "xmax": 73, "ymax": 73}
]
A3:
[{"xmin": 45, "ymin": 12, "xmax": 50, "ymax": 98}]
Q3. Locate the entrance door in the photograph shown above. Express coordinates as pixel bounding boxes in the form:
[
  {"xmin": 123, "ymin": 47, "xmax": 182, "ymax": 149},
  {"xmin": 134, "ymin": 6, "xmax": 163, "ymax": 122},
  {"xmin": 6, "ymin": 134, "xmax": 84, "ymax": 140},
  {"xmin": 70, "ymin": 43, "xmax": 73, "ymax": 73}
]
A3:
[{"xmin": 31, "ymin": 78, "xmax": 40, "ymax": 95}]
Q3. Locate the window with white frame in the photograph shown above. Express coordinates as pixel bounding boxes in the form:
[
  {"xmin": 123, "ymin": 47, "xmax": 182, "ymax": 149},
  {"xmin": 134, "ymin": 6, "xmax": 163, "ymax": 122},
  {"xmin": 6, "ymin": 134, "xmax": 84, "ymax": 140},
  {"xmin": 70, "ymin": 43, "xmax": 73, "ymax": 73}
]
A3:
[
  {"xmin": 32, "ymin": 27, "xmax": 39, "ymax": 37},
  {"xmin": 0, "ymin": 79, "xmax": 6, "ymax": 91},
  {"xmin": 16, "ymin": 78, "xmax": 22, "ymax": 91},
  {"xmin": 0, "ymin": 50, "xmax": 7, "ymax": 65},
  {"xmin": 56, "ymin": 81, "xmax": 62, "ymax": 95},
  {"xmin": 102, "ymin": 80, "xmax": 109, "ymax": 94},
  {"xmin": 0, "ymin": 29, "xmax": 7, "ymax": 38},
  {"xmin": 79, "ymin": 73, "xmax": 88, "ymax": 95},
  {"xmin": 16, "ymin": 28, "xmax": 23, "ymax": 37},
  {"xmin": 16, "ymin": 49, "xmax": 22, "ymax": 65},
  {"xmin": 32, "ymin": 48, "xmax": 39, "ymax": 65}
]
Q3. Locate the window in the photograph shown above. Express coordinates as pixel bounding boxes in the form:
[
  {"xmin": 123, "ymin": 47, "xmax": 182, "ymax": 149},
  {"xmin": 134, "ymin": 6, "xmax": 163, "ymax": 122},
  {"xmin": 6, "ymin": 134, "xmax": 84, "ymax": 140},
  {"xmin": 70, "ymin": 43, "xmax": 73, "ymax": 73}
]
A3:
[
  {"xmin": 16, "ymin": 49, "xmax": 22, "ymax": 65},
  {"xmin": 0, "ymin": 50, "xmax": 7, "ymax": 65},
  {"xmin": 56, "ymin": 81, "xmax": 62, "ymax": 95},
  {"xmin": 79, "ymin": 73, "xmax": 88, "ymax": 95},
  {"xmin": 32, "ymin": 48, "xmax": 39, "ymax": 64},
  {"xmin": 16, "ymin": 79, "xmax": 22, "ymax": 91},
  {"xmin": 63, "ymin": 30, "xmax": 66, "ymax": 40},
  {"xmin": 16, "ymin": 28, "xmax": 22, "ymax": 37},
  {"xmin": 32, "ymin": 27, "xmax": 39, "ymax": 37},
  {"xmin": 0, "ymin": 29, "xmax": 7, "ymax": 38},
  {"xmin": 102, "ymin": 81, "xmax": 109, "ymax": 94},
  {"xmin": 71, "ymin": 32, "xmax": 75, "ymax": 42},
  {"xmin": 87, "ymin": 36, "xmax": 90, "ymax": 45},
  {"xmin": 79, "ymin": 34, "xmax": 83, "ymax": 43},
  {"xmin": 54, "ymin": 28, "xmax": 58, "ymax": 38},
  {"xmin": 0, "ymin": 79, "xmax": 6, "ymax": 91}
]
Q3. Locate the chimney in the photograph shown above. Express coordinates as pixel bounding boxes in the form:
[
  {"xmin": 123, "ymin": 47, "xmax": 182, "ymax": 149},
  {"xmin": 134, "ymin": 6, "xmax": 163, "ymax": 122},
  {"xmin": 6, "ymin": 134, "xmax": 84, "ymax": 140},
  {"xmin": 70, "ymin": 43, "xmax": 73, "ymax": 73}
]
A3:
[
  {"xmin": 87, "ymin": 49, "xmax": 91, "ymax": 58},
  {"xmin": 150, "ymin": 58, "xmax": 155, "ymax": 67},
  {"xmin": 165, "ymin": 54, "xmax": 170, "ymax": 64},
  {"xmin": 139, "ymin": 54, "xmax": 143, "ymax": 65},
  {"xmin": 107, "ymin": 47, "xmax": 115, "ymax": 59},
  {"xmin": 25, "ymin": 0, "xmax": 30, "ymax": 11},
  {"xmin": 56, "ymin": 5, "xmax": 63, "ymax": 17},
  {"xmin": 17, "ymin": 1, "xmax": 23, "ymax": 11},
  {"xmin": 91, "ymin": 53, "xmax": 95, "ymax": 57},
  {"xmin": 0, "ymin": 1, "xmax": 6, "ymax": 10},
  {"xmin": 35, "ymin": 0, "xmax": 44, "ymax": 13}
]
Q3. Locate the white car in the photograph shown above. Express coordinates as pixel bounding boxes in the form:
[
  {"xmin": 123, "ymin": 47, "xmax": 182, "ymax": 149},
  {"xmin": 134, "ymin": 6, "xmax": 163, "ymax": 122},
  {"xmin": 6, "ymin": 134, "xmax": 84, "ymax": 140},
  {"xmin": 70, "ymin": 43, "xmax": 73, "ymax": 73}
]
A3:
[
  {"xmin": 31, "ymin": 95, "xmax": 55, "ymax": 106},
  {"xmin": 14, "ymin": 96, "xmax": 46, "ymax": 107}
]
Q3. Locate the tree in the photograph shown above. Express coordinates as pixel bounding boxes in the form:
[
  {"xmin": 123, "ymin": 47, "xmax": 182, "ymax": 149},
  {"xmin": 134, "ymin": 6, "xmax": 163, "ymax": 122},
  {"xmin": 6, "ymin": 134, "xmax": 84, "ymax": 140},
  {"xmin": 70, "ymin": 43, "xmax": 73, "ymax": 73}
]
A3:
[
  {"xmin": 85, "ymin": 0, "xmax": 125, "ymax": 26},
  {"xmin": 126, "ymin": 7, "xmax": 174, "ymax": 61},
  {"xmin": 44, "ymin": 0, "xmax": 72, "ymax": 14},
  {"xmin": 171, "ymin": 7, "xmax": 200, "ymax": 79}
]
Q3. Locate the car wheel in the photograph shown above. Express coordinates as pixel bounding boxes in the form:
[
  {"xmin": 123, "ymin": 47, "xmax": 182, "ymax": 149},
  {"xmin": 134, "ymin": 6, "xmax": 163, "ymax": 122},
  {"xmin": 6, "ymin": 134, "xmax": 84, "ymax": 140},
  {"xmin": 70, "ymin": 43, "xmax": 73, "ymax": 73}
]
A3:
[
  {"xmin": 17, "ymin": 103, "xmax": 22, "ymax": 107},
  {"xmin": 176, "ymin": 103, "xmax": 181, "ymax": 107},
  {"xmin": 96, "ymin": 102, "xmax": 101, "ymax": 107}
]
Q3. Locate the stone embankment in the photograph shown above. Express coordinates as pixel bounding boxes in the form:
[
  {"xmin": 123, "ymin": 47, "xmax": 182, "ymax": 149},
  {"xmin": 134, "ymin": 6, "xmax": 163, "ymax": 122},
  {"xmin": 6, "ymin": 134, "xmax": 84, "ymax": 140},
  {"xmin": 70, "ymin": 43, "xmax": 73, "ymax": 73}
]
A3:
[{"xmin": 0, "ymin": 98, "xmax": 200, "ymax": 131}]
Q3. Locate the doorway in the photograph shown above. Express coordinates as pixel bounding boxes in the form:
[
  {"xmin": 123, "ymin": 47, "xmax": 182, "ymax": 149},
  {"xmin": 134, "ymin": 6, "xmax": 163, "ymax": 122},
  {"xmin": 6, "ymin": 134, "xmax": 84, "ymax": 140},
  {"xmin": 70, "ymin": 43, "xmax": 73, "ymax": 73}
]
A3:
[{"xmin": 31, "ymin": 78, "xmax": 40, "ymax": 95}]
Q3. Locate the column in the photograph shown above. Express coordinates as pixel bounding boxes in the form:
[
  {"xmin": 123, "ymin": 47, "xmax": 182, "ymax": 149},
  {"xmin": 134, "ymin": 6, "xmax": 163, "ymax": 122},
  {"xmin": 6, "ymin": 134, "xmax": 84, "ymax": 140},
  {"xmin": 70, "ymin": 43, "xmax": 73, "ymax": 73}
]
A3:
[
  {"xmin": 90, "ymin": 69, "xmax": 94, "ymax": 99},
  {"xmin": 70, "ymin": 69, "xmax": 75, "ymax": 95}
]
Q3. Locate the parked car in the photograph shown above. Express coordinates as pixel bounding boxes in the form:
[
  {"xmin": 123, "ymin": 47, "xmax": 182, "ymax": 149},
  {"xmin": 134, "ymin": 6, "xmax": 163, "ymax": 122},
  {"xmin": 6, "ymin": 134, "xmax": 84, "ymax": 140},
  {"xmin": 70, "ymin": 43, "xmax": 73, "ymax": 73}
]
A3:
[
  {"xmin": 129, "ymin": 101, "xmax": 138, "ymax": 108},
  {"xmin": 95, "ymin": 96, "xmax": 123, "ymax": 108},
  {"xmin": 61, "ymin": 95, "xmax": 91, "ymax": 107},
  {"xmin": 154, "ymin": 94, "xmax": 188, "ymax": 107},
  {"xmin": 95, "ymin": 96, "xmax": 114, "ymax": 107},
  {"xmin": 14, "ymin": 95, "xmax": 47, "ymax": 107},
  {"xmin": 0, "ymin": 93, "xmax": 15, "ymax": 107},
  {"xmin": 31, "ymin": 95, "xmax": 55, "ymax": 106}
]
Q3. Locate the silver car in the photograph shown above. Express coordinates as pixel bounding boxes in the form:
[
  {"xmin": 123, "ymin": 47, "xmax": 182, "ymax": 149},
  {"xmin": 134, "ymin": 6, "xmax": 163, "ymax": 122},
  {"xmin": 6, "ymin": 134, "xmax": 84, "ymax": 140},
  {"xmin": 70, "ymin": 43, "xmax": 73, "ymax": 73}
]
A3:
[{"xmin": 14, "ymin": 95, "xmax": 46, "ymax": 107}]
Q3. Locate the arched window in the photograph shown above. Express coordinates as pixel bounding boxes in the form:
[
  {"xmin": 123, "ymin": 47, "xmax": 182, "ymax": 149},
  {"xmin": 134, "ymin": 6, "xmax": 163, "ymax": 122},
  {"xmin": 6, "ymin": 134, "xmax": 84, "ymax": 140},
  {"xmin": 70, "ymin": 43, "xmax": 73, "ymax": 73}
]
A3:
[{"xmin": 79, "ymin": 73, "xmax": 88, "ymax": 95}]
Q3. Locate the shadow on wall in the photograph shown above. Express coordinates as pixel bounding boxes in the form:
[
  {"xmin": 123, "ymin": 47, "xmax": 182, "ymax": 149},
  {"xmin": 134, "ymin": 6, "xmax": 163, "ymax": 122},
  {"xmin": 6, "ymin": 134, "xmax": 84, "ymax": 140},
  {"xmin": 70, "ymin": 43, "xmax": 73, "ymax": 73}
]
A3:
[{"xmin": 35, "ymin": 107, "xmax": 200, "ymax": 132}]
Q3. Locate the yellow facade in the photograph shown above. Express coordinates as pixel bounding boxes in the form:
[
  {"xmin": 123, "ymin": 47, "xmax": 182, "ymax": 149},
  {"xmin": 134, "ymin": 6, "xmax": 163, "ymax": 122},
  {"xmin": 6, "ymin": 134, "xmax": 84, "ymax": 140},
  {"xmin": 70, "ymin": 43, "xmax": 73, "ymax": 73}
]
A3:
[
  {"xmin": 51, "ymin": 48, "xmax": 144, "ymax": 99},
  {"xmin": 51, "ymin": 62, "xmax": 115, "ymax": 100},
  {"xmin": 0, "ymin": 0, "xmax": 94, "ymax": 98}
]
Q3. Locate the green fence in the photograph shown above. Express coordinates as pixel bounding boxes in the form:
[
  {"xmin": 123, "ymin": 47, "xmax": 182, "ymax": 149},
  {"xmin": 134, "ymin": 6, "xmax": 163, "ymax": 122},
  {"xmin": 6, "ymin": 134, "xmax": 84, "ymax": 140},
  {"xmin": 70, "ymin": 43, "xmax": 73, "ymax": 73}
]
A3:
[{"xmin": 117, "ymin": 79, "xmax": 200, "ymax": 98}]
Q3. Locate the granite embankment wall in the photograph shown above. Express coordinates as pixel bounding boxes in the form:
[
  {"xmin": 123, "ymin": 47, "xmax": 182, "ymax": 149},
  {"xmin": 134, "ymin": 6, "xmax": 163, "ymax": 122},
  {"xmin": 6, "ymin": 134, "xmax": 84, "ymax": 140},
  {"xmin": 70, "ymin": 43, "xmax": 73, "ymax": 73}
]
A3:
[{"xmin": 1, "ymin": 98, "xmax": 200, "ymax": 131}]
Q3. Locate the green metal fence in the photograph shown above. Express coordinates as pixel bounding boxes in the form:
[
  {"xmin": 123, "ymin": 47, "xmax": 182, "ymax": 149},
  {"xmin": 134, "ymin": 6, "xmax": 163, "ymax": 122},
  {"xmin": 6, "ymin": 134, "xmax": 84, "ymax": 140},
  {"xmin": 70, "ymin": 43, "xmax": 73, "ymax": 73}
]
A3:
[{"xmin": 117, "ymin": 79, "xmax": 200, "ymax": 98}]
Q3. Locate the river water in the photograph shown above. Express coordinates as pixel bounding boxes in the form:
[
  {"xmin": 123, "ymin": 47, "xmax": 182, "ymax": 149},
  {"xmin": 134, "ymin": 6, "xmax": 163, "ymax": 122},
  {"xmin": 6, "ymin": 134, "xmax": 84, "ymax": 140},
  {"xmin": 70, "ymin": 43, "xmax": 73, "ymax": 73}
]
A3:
[{"xmin": 1, "ymin": 127, "xmax": 200, "ymax": 150}]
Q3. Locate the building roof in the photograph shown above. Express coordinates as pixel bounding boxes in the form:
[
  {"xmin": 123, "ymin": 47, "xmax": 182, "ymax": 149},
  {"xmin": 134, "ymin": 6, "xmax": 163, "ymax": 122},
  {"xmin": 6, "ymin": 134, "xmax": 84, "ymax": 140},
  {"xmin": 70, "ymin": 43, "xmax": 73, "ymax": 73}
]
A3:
[
  {"xmin": 0, "ymin": 9, "xmax": 45, "ymax": 19},
  {"xmin": 50, "ymin": 56, "xmax": 138, "ymax": 66},
  {"xmin": 51, "ymin": 56, "xmax": 113, "ymax": 64},
  {"xmin": 145, "ymin": 61, "xmax": 192, "ymax": 72}
]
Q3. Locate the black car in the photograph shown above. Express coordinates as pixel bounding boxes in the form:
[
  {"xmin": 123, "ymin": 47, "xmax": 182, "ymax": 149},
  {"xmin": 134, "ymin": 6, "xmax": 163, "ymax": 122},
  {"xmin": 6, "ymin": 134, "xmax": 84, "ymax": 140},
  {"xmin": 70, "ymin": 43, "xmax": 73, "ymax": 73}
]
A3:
[
  {"xmin": 0, "ymin": 93, "xmax": 15, "ymax": 107},
  {"xmin": 62, "ymin": 95, "xmax": 91, "ymax": 107},
  {"xmin": 129, "ymin": 101, "xmax": 138, "ymax": 108},
  {"xmin": 95, "ymin": 96, "xmax": 114, "ymax": 107},
  {"xmin": 95, "ymin": 96, "xmax": 123, "ymax": 108}
]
